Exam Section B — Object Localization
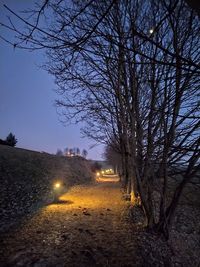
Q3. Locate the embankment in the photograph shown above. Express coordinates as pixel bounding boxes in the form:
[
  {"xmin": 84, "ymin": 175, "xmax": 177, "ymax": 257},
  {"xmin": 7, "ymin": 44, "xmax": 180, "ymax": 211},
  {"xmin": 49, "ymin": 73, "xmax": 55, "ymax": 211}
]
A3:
[{"xmin": 0, "ymin": 145, "xmax": 93, "ymax": 232}]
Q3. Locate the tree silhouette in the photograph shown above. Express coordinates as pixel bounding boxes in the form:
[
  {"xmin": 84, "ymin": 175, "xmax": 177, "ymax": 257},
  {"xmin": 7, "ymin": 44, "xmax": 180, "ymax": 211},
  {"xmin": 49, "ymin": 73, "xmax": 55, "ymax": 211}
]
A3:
[
  {"xmin": 56, "ymin": 149, "xmax": 63, "ymax": 156},
  {"xmin": 6, "ymin": 133, "xmax": 17, "ymax": 147},
  {"xmin": 82, "ymin": 149, "xmax": 88, "ymax": 159},
  {"xmin": 64, "ymin": 147, "xmax": 69, "ymax": 156},
  {"xmin": 76, "ymin": 147, "xmax": 80, "ymax": 155}
]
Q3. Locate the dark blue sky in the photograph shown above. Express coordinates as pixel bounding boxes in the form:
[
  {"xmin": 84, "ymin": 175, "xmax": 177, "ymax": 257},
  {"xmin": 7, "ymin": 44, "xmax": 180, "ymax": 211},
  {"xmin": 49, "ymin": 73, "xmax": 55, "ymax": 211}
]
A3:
[{"xmin": 0, "ymin": 0, "xmax": 104, "ymax": 160}]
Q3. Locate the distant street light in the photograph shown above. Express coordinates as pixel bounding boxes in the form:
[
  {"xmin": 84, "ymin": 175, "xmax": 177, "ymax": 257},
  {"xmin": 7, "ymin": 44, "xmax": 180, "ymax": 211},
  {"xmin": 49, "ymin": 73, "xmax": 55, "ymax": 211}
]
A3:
[{"xmin": 149, "ymin": 28, "xmax": 154, "ymax": 34}]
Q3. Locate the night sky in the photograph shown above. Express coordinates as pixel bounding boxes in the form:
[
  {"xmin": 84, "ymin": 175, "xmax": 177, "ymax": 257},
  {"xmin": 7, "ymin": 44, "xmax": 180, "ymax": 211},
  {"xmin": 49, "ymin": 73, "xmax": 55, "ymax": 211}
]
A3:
[{"xmin": 0, "ymin": 0, "xmax": 104, "ymax": 160}]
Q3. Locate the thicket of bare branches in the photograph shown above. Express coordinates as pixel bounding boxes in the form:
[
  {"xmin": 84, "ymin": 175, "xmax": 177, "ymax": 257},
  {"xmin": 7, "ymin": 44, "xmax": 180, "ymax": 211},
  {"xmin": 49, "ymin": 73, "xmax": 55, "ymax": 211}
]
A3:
[{"xmin": 1, "ymin": 0, "xmax": 199, "ymax": 238}]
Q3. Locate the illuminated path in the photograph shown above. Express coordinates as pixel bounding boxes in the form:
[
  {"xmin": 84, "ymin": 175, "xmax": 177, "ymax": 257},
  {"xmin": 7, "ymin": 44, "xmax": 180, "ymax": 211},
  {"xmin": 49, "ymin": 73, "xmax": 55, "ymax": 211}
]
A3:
[{"xmin": 0, "ymin": 176, "xmax": 139, "ymax": 266}]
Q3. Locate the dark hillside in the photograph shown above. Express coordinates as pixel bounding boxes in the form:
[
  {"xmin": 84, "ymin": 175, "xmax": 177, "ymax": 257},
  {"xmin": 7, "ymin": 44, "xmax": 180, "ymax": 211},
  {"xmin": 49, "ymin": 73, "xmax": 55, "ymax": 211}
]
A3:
[{"xmin": 0, "ymin": 145, "xmax": 93, "ymax": 233}]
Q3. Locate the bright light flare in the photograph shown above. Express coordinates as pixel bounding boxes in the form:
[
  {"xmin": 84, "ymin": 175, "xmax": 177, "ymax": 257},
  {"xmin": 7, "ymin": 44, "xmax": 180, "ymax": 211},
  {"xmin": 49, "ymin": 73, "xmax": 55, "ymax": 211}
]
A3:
[
  {"xmin": 149, "ymin": 28, "xmax": 154, "ymax": 34},
  {"xmin": 101, "ymin": 171, "xmax": 105, "ymax": 175},
  {"xmin": 96, "ymin": 172, "xmax": 100, "ymax": 177},
  {"xmin": 54, "ymin": 182, "xmax": 61, "ymax": 189}
]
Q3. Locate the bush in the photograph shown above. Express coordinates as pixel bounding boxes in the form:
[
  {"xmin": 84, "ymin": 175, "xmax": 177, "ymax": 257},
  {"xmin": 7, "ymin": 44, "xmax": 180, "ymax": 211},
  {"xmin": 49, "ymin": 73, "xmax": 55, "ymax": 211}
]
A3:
[{"xmin": 0, "ymin": 139, "xmax": 9, "ymax": 146}]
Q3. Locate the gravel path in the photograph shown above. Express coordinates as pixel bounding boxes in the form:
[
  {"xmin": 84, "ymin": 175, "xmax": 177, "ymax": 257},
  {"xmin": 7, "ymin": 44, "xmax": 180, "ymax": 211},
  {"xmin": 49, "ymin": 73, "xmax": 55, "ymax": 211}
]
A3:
[{"xmin": 0, "ymin": 176, "xmax": 140, "ymax": 267}]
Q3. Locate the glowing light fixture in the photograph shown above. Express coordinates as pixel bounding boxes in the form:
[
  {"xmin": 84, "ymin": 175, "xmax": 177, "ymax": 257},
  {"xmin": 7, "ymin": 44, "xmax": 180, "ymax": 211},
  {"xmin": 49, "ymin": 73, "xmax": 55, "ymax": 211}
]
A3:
[
  {"xmin": 149, "ymin": 28, "xmax": 154, "ymax": 34},
  {"xmin": 54, "ymin": 182, "xmax": 61, "ymax": 189},
  {"xmin": 96, "ymin": 172, "xmax": 100, "ymax": 177}
]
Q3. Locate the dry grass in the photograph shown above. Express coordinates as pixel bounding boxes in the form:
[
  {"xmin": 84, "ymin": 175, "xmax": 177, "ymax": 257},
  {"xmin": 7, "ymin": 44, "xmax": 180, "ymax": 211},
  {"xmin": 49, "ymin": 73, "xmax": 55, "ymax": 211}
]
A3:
[{"xmin": 0, "ymin": 145, "xmax": 93, "ymax": 233}]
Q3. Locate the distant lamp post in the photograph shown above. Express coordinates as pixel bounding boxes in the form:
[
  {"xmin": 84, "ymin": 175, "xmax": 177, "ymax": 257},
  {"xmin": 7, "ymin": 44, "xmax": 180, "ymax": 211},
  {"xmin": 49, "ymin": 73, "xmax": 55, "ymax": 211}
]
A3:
[{"xmin": 53, "ymin": 182, "xmax": 62, "ymax": 202}]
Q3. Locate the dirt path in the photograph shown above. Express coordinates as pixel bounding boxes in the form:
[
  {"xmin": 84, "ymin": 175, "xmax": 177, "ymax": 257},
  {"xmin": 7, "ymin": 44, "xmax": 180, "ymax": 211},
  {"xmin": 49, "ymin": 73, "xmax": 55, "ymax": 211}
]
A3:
[{"xmin": 0, "ymin": 176, "xmax": 140, "ymax": 267}]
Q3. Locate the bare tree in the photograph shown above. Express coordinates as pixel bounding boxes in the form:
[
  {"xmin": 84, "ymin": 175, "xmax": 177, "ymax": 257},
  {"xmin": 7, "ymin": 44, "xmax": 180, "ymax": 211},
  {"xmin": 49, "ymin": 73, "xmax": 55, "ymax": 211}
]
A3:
[
  {"xmin": 82, "ymin": 149, "xmax": 88, "ymax": 158},
  {"xmin": 1, "ymin": 0, "xmax": 199, "ymax": 238}
]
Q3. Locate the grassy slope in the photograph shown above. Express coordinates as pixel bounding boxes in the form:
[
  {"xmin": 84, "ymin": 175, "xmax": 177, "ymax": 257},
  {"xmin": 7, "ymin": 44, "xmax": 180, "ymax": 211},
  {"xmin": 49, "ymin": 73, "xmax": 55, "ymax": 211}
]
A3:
[{"xmin": 0, "ymin": 145, "xmax": 93, "ymax": 232}]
